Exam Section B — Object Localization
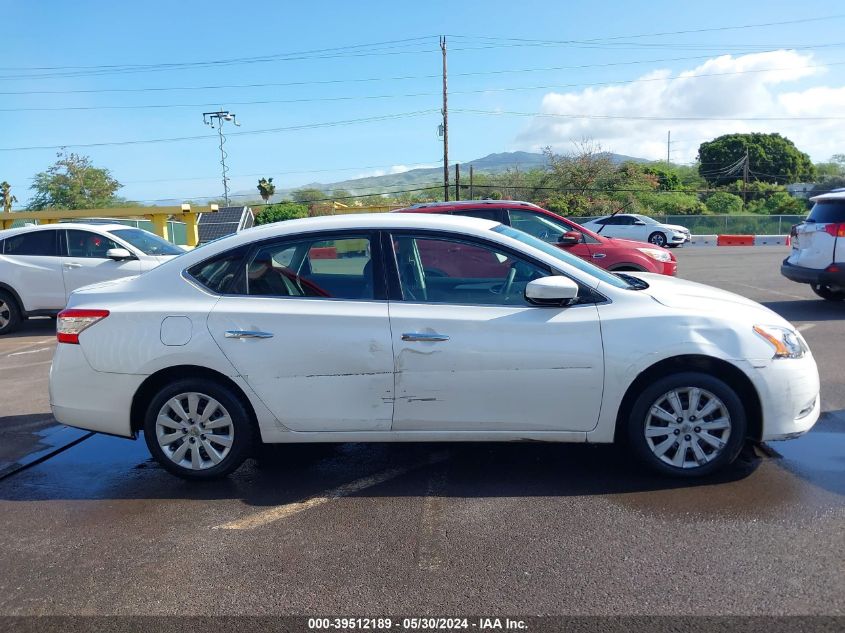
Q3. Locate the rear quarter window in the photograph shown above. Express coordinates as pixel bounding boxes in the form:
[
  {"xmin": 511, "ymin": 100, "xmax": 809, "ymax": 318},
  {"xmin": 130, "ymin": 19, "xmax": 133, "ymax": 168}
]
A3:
[
  {"xmin": 807, "ymin": 200, "xmax": 845, "ymax": 224},
  {"xmin": 186, "ymin": 246, "xmax": 248, "ymax": 294}
]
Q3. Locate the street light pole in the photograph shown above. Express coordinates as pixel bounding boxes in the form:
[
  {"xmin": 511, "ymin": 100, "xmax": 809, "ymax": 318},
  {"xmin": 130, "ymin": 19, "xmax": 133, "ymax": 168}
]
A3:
[{"xmin": 202, "ymin": 110, "xmax": 241, "ymax": 206}]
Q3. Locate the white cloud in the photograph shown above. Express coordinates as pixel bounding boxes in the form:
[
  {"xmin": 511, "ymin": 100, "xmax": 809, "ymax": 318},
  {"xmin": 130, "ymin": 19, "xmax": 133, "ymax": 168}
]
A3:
[
  {"xmin": 353, "ymin": 163, "xmax": 437, "ymax": 179},
  {"xmin": 514, "ymin": 50, "xmax": 844, "ymax": 164}
]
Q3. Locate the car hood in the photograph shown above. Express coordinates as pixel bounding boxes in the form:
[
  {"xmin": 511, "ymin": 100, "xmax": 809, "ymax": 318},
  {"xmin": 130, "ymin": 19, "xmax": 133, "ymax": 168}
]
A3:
[
  {"xmin": 631, "ymin": 273, "xmax": 792, "ymax": 327},
  {"xmin": 663, "ymin": 224, "xmax": 690, "ymax": 233},
  {"xmin": 606, "ymin": 237, "xmax": 670, "ymax": 250}
]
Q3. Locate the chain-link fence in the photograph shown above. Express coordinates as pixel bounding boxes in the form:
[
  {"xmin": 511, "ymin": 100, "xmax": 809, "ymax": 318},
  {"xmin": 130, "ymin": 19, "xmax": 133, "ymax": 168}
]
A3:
[{"xmin": 571, "ymin": 215, "xmax": 806, "ymax": 235}]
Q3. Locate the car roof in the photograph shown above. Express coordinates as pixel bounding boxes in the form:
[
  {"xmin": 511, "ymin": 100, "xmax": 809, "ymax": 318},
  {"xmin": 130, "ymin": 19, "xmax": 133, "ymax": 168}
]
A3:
[
  {"xmin": 0, "ymin": 222, "xmax": 133, "ymax": 238},
  {"xmin": 810, "ymin": 189, "xmax": 845, "ymax": 202},
  {"xmin": 395, "ymin": 199, "xmax": 543, "ymax": 212}
]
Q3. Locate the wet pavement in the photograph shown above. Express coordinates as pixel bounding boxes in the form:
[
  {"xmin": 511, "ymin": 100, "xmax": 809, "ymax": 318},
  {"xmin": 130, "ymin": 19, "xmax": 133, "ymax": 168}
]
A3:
[{"xmin": 0, "ymin": 247, "xmax": 842, "ymax": 616}]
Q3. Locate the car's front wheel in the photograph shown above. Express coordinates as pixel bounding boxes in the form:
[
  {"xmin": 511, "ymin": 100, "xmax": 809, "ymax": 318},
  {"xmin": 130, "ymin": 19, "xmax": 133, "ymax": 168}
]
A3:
[
  {"xmin": 810, "ymin": 283, "xmax": 845, "ymax": 301},
  {"xmin": 0, "ymin": 290, "xmax": 22, "ymax": 336},
  {"xmin": 648, "ymin": 232, "xmax": 667, "ymax": 247},
  {"xmin": 143, "ymin": 379, "xmax": 256, "ymax": 480},
  {"xmin": 626, "ymin": 372, "xmax": 746, "ymax": 477}
]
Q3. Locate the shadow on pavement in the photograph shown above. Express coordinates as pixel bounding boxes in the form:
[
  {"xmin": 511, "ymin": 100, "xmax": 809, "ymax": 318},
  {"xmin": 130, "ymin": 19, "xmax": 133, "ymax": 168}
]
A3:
[{"xmin": 762, "ymin": 299, "xmax": 845, "ymax": 322}]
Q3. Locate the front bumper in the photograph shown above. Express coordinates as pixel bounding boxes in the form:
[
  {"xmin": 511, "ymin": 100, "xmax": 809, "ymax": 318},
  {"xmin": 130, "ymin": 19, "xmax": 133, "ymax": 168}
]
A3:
[
  {"xmin": 661, "ymin": 260, "xmax": 678, "ymax": 276},
  {"xmin": 781, "ymin": 258, "xmax": 845, "ymax": 287},
  {"xmin": 743, "ymin": 353, "xmax": 821, "ymax": 441}
]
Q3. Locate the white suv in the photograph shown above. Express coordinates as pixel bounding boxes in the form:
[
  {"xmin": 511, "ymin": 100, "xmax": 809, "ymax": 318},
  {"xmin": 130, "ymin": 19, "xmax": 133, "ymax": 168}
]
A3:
[
  {"xmin": 0, "ymin": 223, "xmax": 183, "ymax": 335},
  {"xmin": 781, "ymin": 190, "xmax": 845, "ymax": 301}
]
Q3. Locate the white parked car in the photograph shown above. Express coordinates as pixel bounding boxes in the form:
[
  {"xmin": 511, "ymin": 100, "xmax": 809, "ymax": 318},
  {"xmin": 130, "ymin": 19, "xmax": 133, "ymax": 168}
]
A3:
[
  {"xmin": 49, "ymin": 214, "xmax": 819, "ymax": 480},
  {"xmin": 781, "ymin": 189, "xmax": 845, "ymax": 301},
  {"xmin": 582, "ymin": 214, "xmax": 691, "ymax": 247},
  {"xmin": 0, "ymin": 223, "xmax": 183, "ymax": 335}
]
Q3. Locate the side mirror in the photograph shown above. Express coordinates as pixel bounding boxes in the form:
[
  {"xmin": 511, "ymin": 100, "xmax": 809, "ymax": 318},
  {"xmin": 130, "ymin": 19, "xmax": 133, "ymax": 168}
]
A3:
[
  {"xmin": 106, "ymin": 248, "xmax": 133, "ymax": 261},
  {"xmin": 525, "ymin": 276, "xmax": 579, "ymax": 307},
  {"xmin": 557, "ymin": 230, "xmax": 581, "ymax": 246}
]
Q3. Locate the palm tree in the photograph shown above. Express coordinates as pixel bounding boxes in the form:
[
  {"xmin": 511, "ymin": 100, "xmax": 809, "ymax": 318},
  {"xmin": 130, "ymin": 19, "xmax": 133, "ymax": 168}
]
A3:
[
  {"xmin": 1, "ymin": 181, "xmax": 17, "ymax": 213},
  {"xmin": 257, "ymin": 177, "xmax": 276, "ymax": 203}
]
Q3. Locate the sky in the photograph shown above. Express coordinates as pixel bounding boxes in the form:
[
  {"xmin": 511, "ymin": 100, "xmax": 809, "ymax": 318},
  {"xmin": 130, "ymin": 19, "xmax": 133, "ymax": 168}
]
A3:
[{"xmin": 2, "ymin": 0, "xmax": 844, "ymax": 206}]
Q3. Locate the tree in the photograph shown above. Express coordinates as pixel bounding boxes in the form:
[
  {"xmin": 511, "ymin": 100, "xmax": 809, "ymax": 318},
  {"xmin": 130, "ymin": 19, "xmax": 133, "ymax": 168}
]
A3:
[
  {"xmin": 291, "ymin": 188, "xmax": 326, "ymax": 204},
  {"xmin": 257, "ymin": 177, "xmax": 276, "ymax": 203},
  {"xmin": 28, "ymin": 152, "xmax": 122, "ymax": 210},
  {"xmin": 705, "ymin": 191, "xmax": 744, "ymax": 215},
  {"xmin": 254, "ymin": 202, "xmax": 309, "ymax": 225},
  {"xmin": 1, "ymin": 181, "xmax": 17, "ymax": 213},
  {"xmin": 330, "ymin": 189, "xmax": 353, "ymax": 202},
  {"xmin": 814, "ymin": 154, "xmax": 845, "ymax": 181},
  {"xmin": 697, "ymin": 133, "xmax": 815, "ymax": 186}
]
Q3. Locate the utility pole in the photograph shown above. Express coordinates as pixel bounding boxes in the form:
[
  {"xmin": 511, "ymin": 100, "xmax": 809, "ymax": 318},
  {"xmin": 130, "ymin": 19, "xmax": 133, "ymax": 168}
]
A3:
[
  {"xmin": 440, "ymin": 35, "xmax": 449, "ymax": 202},
  {"xmin": 455, "ymin": 163, "xmax": 460, "ymax": 200},
  {"xmin": 667, "ymin": 130, "xmax": 671, "ymax": 165},
  {"xmin": 742, "ymin": 148, "xmax": 750, "ymax": 205},
  {"xmin": 202, "ymin": 110, "xmax": 241, "ymax": 206},
  {"xmin": 469, "ymin": 165, "xmax": 474, "ymax": 199}
]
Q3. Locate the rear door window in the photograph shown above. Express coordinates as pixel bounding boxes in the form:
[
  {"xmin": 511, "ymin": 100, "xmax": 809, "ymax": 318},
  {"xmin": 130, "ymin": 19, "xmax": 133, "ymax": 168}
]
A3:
[
  {"xmin": 3, "ymin": 230, "xmax": 58, "ymax": 256},
  {"xmin": 807, "ymin": 201, "xmax": 845, "ymax": 224},
  {"xmin": 451, "ymin": 208, "xmax": 504, "ymax": 223}
]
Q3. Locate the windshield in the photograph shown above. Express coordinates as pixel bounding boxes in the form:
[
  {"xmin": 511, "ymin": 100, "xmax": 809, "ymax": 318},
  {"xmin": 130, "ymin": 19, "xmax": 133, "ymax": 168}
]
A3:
[
  {"xmin": 111, "ymin": 228, "xmax": 184, "ymax": 256},
  {"xmin": 493, "ymin": 225, "xmax": 630, "ymax": 289},
  {"xmin": 807, "ymin": 200, "xmax": 845, "ymax": 224}
]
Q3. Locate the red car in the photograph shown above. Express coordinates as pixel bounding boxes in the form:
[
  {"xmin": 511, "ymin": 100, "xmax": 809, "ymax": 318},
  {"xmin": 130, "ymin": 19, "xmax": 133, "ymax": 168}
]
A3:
[{"xmin": 395, "ymin": 200, "xmax": 677, "ymax": 276}]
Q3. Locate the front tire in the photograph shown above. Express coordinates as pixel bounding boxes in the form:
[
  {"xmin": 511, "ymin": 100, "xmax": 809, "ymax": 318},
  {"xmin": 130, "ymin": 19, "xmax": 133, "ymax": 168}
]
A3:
[
  {"xmin": 626, "ymin": 372, "xmax": 746, "ymax": 477},
  {"xmin": 0, "ymin": 290, "xmax": 22, "ymax": 336},
  {"xmin": 811, "ymin": 283, "xmax": 845, "ymax": 301},
  {"xmin": 143, "ymin": 378, "xmax": 255, "ymax": 480},
  {"xmin": 648, "ymin": 232, "xmax": 667, "ymax": 247}
]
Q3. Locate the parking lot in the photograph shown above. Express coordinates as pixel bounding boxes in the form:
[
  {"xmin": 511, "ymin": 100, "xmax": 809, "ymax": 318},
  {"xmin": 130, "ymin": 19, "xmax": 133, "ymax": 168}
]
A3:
[{"xmin": 0, "ymin": 246, "xmax": 842, "ymax": 617}]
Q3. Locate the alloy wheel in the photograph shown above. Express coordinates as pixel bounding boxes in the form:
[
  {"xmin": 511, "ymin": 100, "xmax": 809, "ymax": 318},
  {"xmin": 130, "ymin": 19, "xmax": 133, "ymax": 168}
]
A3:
[
  {"xmin": 0, "ymin": 300, "xmax": 9, "ymax": 329},
  {"xmin": 155, "ymin": 392, "xmax": 235, "ymax": 471},
  {"xmin": 643, "ymin": 387, "xmax": 732, "ymax": 469}
]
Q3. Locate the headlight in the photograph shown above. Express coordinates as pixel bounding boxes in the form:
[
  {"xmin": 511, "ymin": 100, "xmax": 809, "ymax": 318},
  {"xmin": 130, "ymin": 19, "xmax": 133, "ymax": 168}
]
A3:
[
  {"xmin": 636, "ymin": 247, "xmax": 672, "ymax": 262},
  {"xmin": 753, "ymin": 324, "xmax": 807, "ymax": 359}
]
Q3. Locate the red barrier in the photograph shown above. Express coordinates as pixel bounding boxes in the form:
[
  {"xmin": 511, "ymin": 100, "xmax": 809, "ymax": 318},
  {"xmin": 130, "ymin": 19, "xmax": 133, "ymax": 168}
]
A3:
[
  {"xmin": 717, "ymin": 234, "xmax": 755, "ymax": 246},
  {"xmin": 309, "ymin": 246, "xmax": 338, "ymax": 259}
]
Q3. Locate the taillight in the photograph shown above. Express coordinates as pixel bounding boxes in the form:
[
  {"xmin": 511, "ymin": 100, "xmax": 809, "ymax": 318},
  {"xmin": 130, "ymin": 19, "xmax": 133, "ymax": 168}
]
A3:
[
  {"xmin": 57, "ymin": 309, "xmax": 109, "ymax": 344},
  {"xmin": 789, "ymin": 224, "xmax": 799, "ymax": 237},
  {"xmin": 822, "ymin": 222, "xmax": 845, "ymax": 238}
]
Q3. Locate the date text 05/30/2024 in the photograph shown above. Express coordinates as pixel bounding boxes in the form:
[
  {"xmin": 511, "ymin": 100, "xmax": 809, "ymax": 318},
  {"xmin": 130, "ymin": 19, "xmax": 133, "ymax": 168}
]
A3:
[{"xmin": 307, "ymin": 618, "xmax": 528, "ymax": 630}]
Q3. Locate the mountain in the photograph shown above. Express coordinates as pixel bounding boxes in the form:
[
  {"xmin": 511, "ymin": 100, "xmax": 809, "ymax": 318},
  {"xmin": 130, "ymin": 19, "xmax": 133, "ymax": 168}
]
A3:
[{"xmin": 218, "ymin": 150, "xmax": 649, "ymax": 205}]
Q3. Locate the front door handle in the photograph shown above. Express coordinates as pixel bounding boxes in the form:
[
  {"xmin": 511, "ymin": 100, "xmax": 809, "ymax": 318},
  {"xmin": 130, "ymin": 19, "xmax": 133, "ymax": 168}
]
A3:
[
  {"xmin": 224, "ymin": 330, "xmax": 274, "ymax": 339},
  {"xmin": 402, "ymin": 332, "xmax": 450, "ymax": 342},
  {"xmin": 63, "ymin": 263, "xmax": 83, "ymax": 269}
]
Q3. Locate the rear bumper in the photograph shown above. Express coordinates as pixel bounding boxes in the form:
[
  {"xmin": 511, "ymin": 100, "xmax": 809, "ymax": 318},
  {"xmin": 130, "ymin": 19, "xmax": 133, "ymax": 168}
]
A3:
[
  {"xmin": 49, "ymin": 343, "xmax": 143, "ymax": 438},
  {"xmin": 780, "ymin": 258, "xmax": 845, "ymax": 286}
]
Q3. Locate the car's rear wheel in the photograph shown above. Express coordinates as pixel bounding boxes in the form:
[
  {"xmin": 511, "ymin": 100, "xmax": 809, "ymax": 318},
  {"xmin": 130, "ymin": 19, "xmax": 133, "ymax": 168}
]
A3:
[
  {"xmin": 0, "ymin": 290, "xmax": 22, "ymax": 336},
  {"xmin": 810, "ymin": 283, "xmax": 845, "ymax": 301},
  {"xmin": 648, "ymin": 232, "xmax": 667, "ymax": 247},
  {"xmin": 626, "ymin": 372, "xmax": 746, "ymax": 477},
  {"xmin": 143, "ymin": 379, "xmax": 255, "ymax": 480}
]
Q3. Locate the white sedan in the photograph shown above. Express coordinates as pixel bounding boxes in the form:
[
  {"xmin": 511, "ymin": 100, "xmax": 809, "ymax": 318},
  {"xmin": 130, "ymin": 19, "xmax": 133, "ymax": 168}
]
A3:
[
  {"xmin": 581, "ymin": 214, "xmax": 691, "ymax": 247},
  {"xmin": 49, "ymin": 213, "xmax": 819, "ymax": 480}
]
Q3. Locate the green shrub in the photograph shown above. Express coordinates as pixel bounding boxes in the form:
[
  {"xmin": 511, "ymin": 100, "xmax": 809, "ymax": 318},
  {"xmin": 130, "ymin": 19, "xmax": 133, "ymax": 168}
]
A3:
[
  {"xmin": 705, "ymin": 191, "xmax": 744, "ymax": 215},
  {"xmin": 254, "ymin": 202, "xmax": 309, "ymax": 225}
]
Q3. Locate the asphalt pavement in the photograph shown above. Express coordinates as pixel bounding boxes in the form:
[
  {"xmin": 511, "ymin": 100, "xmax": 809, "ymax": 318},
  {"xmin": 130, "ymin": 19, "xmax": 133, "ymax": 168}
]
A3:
[{"xmin": 0, "ymin": 246, "xmax": 842, "ymax": 618}]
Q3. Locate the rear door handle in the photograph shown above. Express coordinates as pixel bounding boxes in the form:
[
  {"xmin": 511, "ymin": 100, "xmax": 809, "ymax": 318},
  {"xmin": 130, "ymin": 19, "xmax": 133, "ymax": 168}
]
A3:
[
  {"xmin": 224, "ymin": 330, "xmax": 274, "ymax": 339},
  {"xmin": 402, "ymin": 332, "xmax": 450, "ymax": 342},
  {"xmin": 591, "ymin": 253, "xmax": 607, "ymax": 259},
  {"xmin": 63, "ymin": 263, "xmax": 82, "ymax": 269}
]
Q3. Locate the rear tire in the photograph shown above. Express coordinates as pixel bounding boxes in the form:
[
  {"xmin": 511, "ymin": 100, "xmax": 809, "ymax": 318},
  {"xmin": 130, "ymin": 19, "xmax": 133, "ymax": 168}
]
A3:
[
  {"xmin": 0, "ymin": 290, "xmax": 22, "ymax": 336},
  {"xmin": 143, "ymin": 378, "xmax": 256, "ymax": 480},
  {"xmin": 626, "ymin": 372, "xmax": 746, "ymax": 478},
  {"xmin": 811, "ymin": 283, "xmax": 845, "ymax": 301}
]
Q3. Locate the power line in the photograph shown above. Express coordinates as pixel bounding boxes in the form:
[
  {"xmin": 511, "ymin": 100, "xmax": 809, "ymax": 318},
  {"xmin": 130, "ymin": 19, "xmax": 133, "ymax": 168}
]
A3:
[
  {"xmin": 0, "ymin": 110, "xmax": 438, "ymax": 152},
  {"xmin": 454, "ymin": 108, "xmax": 845, "ymax": 121},
  {"xmin": 0, "ymin": 49, "xmax": 829, "ymax": 96},
  {"xmin": 5, "ymin": 59, "xmax": 842, "ymax": 113}
]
